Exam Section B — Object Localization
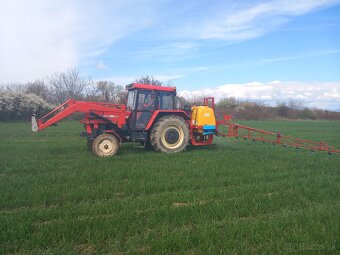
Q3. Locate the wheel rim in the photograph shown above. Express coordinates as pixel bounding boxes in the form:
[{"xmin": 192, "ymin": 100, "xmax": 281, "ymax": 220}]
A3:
[
  {"xmin": 161, "ymin": 125, "xmax": 184, "ymax": 149},
  {"xmin": 98, "ymin": 139, "xmax": 115, "ymax": 155}
]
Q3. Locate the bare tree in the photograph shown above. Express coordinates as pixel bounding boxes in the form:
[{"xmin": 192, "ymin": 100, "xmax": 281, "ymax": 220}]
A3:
[
  {"xmin": 117, "ymin": 90, "xmax": 128, "ymax": 104},
  {"xmin": 135, "ymin": 75, "xmax": 163, "ymax": 86},
  {"xmin": 217, "ymin": 97, "xmax": 238, "ymax": 109},
  {"xmin": 48, "ymin": 69, "xmax": 91, "ymax": 104},
  {"xmin": 2, "ymin": 83, "xmax": 26, "ymax": 93},
  {"xmin": 276, "ymin": 101, "xmax": 289, "ymax": 117},
  {"xmin": 84, "ymin": 85, "xmax": 99, "ymax": 102},
  {"xmin": 185, "ymin": 95, "xmax": 205, "ymax": 105},
  {"xmin": 288, "ymin": 98, "xmax": 303, "ymax": 110},
  {"xmin": 96, "ymin": 81, "xmax": 123, "ymax": 103},
  {"xmin": 25, "ymin": 79, "xmax": 50, "ymax": 101}
]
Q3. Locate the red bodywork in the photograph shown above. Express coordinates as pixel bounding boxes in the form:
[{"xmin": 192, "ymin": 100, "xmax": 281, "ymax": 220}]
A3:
[
  {"xmin": 36, "ymin": 99, "xmax": 129, "ymax": 132},
  {"xmin": 127, "ymin": 83, "xmax": 176, "ymax": 92}
]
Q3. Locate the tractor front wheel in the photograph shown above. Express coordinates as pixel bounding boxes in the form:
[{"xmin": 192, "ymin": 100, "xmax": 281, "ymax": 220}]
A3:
[
  {"xmin": 92, "ymin": 134, "xmax": 119, "ymax": 157},
  {"xmin": 150, "ymin": 116, "xmax": 189, "ymax": 153}
]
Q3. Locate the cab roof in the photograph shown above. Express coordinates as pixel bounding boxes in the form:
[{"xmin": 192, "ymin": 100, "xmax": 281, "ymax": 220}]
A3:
[{"xmin": 126, "ymin": 83, "xmax": 176, "ymax": 92}]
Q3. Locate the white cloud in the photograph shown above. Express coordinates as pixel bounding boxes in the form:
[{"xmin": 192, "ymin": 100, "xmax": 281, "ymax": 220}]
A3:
[
  {"xmin": 96, "ymin": 60, "xmax": 109, "ymax": 71},
  {"xmin": 181, "ymin": 0, "xmax": 340, "ymax": 41},
  {"xmin": 96, "ymin": 66, "xmax": 210, "ymax": 85},
  {"xmin": 0, "ymin": 0, "xmax": 161, "ymax": 83},
  {"xmin": 202, "ymin": 49, "xmax": 340, "ymax": 74},
  {"xmin": 178, "ymin": 81, "xmax": 340, "ymax": 110},
  {"xmin": 1, "ymin": 0, "xmax": 339, "ymax": 84},
  {"xmin": 134, "ymin": 42, "xmax": 200, "ymax": 62}
]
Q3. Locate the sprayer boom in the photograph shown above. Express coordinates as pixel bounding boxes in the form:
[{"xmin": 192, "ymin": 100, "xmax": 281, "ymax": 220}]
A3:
[{"xmin": 216, "ymin": 116, "xmax": 340, "ymax": 154}]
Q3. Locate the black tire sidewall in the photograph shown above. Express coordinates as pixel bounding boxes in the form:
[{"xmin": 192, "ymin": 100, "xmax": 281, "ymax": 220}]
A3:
[{"xmin": 151, "ymin": 116, "xmax": 189, "ymax": 153}]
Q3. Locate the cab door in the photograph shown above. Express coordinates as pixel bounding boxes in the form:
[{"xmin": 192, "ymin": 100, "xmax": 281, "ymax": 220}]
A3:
[{"xmin": 132, "ymin": 90, "xmax": 156, "ymax": 130}]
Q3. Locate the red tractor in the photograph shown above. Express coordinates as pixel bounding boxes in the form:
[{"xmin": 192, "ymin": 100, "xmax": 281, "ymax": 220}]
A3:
[
  {"xmin": 32, "ymin": 83, "xmax": 217, "ymax": 157},
  {"xmin": 32, "ymin": 83, "xmax": 340, "ymax": 156}
]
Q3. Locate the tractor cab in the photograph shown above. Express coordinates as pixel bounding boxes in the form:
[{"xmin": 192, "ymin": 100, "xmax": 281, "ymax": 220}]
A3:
[{"xmin": 126, "ymin": 83, "xmax": 176, "ymax": 130}]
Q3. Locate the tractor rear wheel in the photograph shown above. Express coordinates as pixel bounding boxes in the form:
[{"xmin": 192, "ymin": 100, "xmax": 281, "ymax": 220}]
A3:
[
  {"xmin": 150, "ymin": 116, "xmax": 189, "ymax": 153},
  {"xmin": 92, "ymin": 134, "xmax": 119, "ymax": 157}
]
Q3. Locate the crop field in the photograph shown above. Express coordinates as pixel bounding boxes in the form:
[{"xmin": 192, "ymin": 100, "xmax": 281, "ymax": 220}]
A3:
[{"xmin": 0, "ymin": 120, "xmax": 339, "ymax": 254}]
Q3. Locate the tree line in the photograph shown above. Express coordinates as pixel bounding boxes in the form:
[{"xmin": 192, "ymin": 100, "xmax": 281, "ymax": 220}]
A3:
[
  {"xmin": 1, "ymin": 69, "xmax": 339, "ymax": 121},
  {"xmin": 185, "ymin": 96, "xmax": 340, "ymax": 121},
  {"xmin": 215, "ymin": 97, "xmax": 340, "ymax": 120},
  {"xmin": 1, "ymin": 69, "xmax": 131, "ymax": 105},
  {"xmin": 0, "ymin": 69, "xmax": 166, "ymax": 120}
]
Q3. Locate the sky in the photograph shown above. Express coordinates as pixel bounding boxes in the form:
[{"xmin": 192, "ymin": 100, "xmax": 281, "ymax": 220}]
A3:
[{"xmin": 0, "ymin": 0, "xmax": 340, "ymax": 109}]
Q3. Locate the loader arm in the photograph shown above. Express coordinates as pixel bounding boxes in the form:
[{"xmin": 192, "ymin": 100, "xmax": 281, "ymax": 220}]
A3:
[{"xmin": 32, "ymin": 99, "xmax": 127, "ymax": 132}]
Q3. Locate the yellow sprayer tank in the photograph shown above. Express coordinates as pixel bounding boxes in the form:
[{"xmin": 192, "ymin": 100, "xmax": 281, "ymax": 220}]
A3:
[{"xmin": 191, "ymin": 106, "xmax": 216, "ymax": 135}]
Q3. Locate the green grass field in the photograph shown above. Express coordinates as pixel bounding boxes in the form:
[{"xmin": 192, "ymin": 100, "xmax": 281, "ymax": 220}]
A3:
[{"xmin": 1, "ymin": 120, "xmax": 339, "ymax": 254}]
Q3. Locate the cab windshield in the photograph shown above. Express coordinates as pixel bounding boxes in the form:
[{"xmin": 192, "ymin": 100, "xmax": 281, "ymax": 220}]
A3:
[{"xmin": 126, "ymin": 90, "xmax": 136, "ymax": 110}]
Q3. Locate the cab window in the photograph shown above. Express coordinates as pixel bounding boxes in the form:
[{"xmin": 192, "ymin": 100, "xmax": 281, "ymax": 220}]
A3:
[
  {"xmin": 137, "ymin": 91, "xmax": 155, "ymax": 111},
  {"xmin": 126, "ymin": 90, "xmax": 136, "ymax": 110},
  {"xmin": 160, "ymin": 92, "xmax": 173, "ymax": 110}
]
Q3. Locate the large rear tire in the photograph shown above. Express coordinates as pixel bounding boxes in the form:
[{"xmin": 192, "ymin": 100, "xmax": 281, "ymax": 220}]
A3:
[
  {"xmin": 150, "ymin": 116, "xmax": 189, "ymax": 153},
  {"xmin": 92, "ymin": 134, "xmax": 119, "ymax": 157}
]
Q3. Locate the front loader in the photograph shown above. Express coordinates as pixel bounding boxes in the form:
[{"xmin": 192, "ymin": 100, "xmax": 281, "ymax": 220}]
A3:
[{"xmin": 32, "ymin": 83, "xmax": 340, "ymax": 156}]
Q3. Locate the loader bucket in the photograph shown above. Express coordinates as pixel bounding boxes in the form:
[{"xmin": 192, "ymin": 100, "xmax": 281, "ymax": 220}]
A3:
[{"xmin": 31, "ymin": 114, "xmax": 38, "ymax": 132}]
